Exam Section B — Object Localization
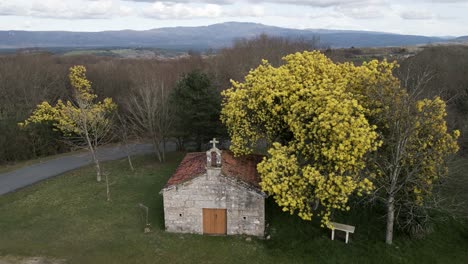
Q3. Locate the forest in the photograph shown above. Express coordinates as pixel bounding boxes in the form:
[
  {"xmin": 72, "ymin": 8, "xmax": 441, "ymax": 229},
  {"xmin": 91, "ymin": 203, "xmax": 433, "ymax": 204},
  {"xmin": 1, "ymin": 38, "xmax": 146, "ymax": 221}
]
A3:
[{"xmin": 0, "ymin": 35, "xmax": 467, "ymax": 164}]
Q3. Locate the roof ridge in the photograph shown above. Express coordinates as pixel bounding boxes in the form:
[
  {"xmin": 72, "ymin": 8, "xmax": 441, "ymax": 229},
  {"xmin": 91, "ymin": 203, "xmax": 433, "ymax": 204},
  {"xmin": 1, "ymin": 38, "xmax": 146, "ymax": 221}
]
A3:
[{"xmin": 163, "ymin": 151, "xmax": 264, "ymax": 189}]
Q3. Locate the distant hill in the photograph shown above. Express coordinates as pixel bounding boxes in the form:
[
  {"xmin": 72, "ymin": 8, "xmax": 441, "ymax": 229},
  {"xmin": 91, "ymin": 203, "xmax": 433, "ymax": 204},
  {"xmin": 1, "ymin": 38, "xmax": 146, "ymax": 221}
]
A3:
[
  {"xmin": 452, "ymin": 36, "xmax": 468, "ymax": 43},
  {"xmin": 0, "ymin": 22, "xmax": 454, "ymax": 50}
]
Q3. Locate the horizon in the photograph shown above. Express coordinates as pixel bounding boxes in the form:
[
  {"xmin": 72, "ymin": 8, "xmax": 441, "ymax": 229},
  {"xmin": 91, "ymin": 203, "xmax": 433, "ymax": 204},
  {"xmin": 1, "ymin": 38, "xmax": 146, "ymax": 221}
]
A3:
[
  {"xmin": 0, "ymin": 21, "xmax": 460, "ymax": 38},
  {"xmin": 0, "ymin": 1, "xmax": 467, "ymax": 37}
]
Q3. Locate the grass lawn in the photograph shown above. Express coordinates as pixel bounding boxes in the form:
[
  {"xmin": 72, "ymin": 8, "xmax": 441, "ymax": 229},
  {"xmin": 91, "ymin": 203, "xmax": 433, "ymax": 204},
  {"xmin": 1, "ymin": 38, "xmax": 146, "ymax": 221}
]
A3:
[{"xmin": 0, "ymin": 153, "xmax": 467, "ymax": 264}]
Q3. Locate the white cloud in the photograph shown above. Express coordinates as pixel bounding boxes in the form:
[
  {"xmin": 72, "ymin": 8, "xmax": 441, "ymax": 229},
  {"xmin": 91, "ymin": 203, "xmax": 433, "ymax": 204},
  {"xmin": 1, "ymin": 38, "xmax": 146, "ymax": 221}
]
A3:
[
  {"xmin": 142, "ymin": 2, "xmax": 266, "ymax": 19},
  {"xmin": 400, "ymin": 10, "xmax": 434, "ymax": 20},
  {"xmin": 227, "ymin": 5, "xmax": 265, "ymax": 17},
  {"xmin": 119, "ymin": 5, "xmax": 134, "ymax": 16},
  {"xmin": 0, "ymin": 2, "xmax": 28, "ymax": 16},
  {"xmin": 84, "ymin": 0, "xmax": 120, "ymax": 18},
  {"xmin": 124, "ymin": 0, "xmax": 235, "ymax": 4},
  {"xmin": 335, "ymin": 5, "xmax": 385, "ymax": 19},
  {"xmin": 125, "ymin": 0, "xmax": 385, "ymax": 7},
  {"xmin": 0, "ymin": 0, "xmax": 133, "ymax": 19},
  {"xmin": 420, "ymin": 0, "xmax": 468, "ymax": 2},
  {"xmin": 307, "ymin": 10, "xmax": 343, "ymax": 19},
  {"xmin": 143, "ymin": 2, "xmax": 223, "ymax": 19},
  {"xmin": 331, "ymin": 0, "xmax": 389, "ymax": 19},
  {"xmin": 30, "ymin": 0, "xmax": 70, "ymax": 18},
  {"xmin": 254, "ymin": 0, "xmax": 379, "ymax": 7}
]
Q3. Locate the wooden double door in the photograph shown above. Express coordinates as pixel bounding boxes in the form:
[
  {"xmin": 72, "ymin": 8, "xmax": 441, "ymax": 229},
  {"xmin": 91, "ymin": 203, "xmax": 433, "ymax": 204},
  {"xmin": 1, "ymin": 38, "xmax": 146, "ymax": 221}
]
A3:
[{"xmin": 203, "ymin": 208, "xmax": 227, "ymax": 235}]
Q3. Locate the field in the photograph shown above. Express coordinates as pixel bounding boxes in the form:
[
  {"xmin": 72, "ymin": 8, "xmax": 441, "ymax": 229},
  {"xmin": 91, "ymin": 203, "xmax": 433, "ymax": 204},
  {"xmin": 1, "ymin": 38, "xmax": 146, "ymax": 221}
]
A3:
[
  {"xmin": 0, "ymin": 153, "xmax": 467, "ymax": 264},
  {"xmin": 61, "ymin": 48, "xmax": 186, "ymax": 59},
  {"xmin": 0, "ymin": 47, "xmax": 188, "ymax": 59}
]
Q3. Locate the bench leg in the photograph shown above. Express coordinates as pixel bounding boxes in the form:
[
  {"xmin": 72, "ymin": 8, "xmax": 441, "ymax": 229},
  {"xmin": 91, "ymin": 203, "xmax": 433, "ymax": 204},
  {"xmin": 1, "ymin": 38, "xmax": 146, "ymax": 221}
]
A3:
[
  {"xmin": 331, "ymin": 229, "xmax": 335, "ymax": 240},
  {"xmin": 345, "ymin": 232, "xmax": 349, "ymax": 244}
]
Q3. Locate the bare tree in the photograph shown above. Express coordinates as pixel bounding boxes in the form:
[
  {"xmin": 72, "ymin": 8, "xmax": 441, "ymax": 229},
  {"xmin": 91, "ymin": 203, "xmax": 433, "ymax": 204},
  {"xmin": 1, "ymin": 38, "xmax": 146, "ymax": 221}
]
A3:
[
  {"xmin": 115, "ymin": 112, "xmax": 135, "ymax": 171},
  {"xmin": 209, "ymin": 34, "xmax": 321, "ymax": 91},
  {"xmin": 125, "ymin": 79, "xmax": 173, "ymax": 163},
  {"xmin": 364, "ymin": 71, "xmax": 459, "ymax": 244},
  {"xmin": 397, "ymin": 46, "xmax": 468, "ymax": 154}
]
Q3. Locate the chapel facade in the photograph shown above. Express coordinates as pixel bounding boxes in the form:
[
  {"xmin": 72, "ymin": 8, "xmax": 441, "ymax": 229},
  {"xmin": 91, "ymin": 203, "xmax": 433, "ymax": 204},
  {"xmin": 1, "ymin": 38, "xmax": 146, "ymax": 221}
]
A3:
[{"xmin": 160, "ymin": 139, "xmax": 266, "ymax": 236}]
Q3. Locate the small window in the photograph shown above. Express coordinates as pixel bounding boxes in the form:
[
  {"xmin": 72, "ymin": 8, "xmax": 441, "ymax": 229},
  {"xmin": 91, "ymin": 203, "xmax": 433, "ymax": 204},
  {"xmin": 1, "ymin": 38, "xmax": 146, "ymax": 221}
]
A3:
[
  {"xmin": 179, "ymin": 213, "xmax": 183, "ymax": 217},
  {"xmin": 243, "ymin": 216, "xmax": 247, "ymax": 220}
]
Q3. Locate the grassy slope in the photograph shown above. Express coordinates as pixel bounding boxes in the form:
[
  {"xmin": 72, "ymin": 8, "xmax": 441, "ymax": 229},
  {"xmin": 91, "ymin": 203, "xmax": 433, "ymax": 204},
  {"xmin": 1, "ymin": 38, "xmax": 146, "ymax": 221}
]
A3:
[{"xmin": 0, "ymin": 153, "xmax": 467, "ymax": 264}]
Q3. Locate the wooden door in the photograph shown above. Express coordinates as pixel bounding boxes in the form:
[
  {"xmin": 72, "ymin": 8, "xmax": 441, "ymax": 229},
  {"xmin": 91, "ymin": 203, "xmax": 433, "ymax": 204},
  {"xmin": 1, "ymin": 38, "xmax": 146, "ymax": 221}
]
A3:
[{"xmin": 203, "ymin": 208, "xmax": 227, "ymax": 235}]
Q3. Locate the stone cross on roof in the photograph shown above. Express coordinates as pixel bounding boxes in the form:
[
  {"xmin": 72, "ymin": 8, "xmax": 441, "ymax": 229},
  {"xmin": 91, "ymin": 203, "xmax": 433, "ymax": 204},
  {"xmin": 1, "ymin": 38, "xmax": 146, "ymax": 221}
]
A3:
[
  {"xmin": 207, "ymin": 138, "xmax": 221, "ymax": 168},
  {"xmin": 210, "ymin": 138, "xmax": 219, "ymax": 149}
]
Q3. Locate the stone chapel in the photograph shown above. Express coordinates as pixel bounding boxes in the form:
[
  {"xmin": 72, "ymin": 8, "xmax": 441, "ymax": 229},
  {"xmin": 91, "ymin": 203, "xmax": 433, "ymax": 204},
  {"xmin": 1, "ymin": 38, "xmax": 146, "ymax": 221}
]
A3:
[{"xmin": 160, "ymin": 139, "xmax": 266, "ymax": 236}]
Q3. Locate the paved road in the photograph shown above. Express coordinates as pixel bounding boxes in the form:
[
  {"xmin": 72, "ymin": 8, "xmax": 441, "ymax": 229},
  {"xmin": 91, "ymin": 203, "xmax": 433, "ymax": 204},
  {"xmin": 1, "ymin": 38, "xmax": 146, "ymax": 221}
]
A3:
[{"xmin": 0, "ymin": 143, "xmax": 163, "ymax": 195}]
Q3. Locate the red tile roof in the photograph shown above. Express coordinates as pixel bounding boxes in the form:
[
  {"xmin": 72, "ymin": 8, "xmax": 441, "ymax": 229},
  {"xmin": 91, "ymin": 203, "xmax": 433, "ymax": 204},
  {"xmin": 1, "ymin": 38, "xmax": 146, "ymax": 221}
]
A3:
[
  {"xmin": 164, "ymin": 151, "xmax": 264, "ymax": 189},
  {"xmin": 166, "ymin": 152, "xmax": 206, "ymax": 187},
  {"xmin": 221, "ymin": 151, "xmax": 263, "ymax": 188}
]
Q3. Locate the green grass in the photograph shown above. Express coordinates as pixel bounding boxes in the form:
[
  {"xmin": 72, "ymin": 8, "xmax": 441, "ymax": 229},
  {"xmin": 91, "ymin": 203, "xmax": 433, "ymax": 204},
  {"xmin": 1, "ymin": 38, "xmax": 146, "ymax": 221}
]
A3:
[{"xmin": 0, "ymin": 153, "xmax": 467, "ymax": 264}]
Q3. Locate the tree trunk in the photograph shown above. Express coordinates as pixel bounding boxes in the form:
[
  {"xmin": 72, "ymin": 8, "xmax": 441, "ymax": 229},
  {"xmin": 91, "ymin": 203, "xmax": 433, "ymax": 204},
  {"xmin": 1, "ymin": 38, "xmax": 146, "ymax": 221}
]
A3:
[
  {"xmin": 386, "ymin": 195, "xmax": 395, "ymax": 245},
  {"xmin": 85, "ymin": 135, "xmax": 101, "ymax": 182},
  {"xmin": 105, "ymin": 172, "xmax": 111, "ymax": 202},
  {"xmin": 162, "ymin": 139, "xmax": 166, "ymax": 162},
  {"xmin": 83, "ymin": 122, "xmax": 101, "ymax": 182},
  {"xmin": 152, "ymin": 137, "xmax": 162, "ymax": 163},
  {"xmin": 123, "ymin": 143, "xmax": 134, "ymax": 171},
  {"xmin": 89, "ymin": 146, "xmax": 102, "ymax": 182},
  {"xmin": 176, "ymin": 137, "xmax": 185, "ymax": 151},
  {"xmin": 127, "ymin": 154, "xmax": 134, "ymax": 172}
]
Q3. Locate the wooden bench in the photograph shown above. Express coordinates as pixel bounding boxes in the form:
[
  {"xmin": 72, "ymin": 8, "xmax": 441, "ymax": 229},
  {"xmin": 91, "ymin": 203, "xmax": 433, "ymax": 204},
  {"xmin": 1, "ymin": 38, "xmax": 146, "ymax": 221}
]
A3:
[{"xmin": 330, "ymin": 222, "xmax": 355, "ymax": 244}]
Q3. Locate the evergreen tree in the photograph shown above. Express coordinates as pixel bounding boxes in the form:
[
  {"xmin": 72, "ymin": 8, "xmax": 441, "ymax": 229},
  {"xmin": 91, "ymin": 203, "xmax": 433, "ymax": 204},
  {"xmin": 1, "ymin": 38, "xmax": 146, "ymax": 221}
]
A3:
[{"xmin": 170, "ymin": 71, "xmax": 222, "ymax": 151}]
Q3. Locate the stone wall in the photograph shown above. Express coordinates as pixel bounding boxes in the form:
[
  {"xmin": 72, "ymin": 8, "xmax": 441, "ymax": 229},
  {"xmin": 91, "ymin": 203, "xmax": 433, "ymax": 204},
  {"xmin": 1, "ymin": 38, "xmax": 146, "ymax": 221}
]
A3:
[{"xmin": 162, "ymin": 168, "xmax": 265, "ymax": 237}]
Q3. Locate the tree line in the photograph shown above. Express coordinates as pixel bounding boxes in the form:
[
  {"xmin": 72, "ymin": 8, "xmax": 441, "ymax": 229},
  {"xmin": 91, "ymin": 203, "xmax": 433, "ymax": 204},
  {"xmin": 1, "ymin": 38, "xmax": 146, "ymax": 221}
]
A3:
[
  {"xmin": 0, "ymin": 35, "xmax": 320, "ymax": 164},
  {"xmin": 1, "ymin": 38, "xmax": 467, "ymax": 165}
]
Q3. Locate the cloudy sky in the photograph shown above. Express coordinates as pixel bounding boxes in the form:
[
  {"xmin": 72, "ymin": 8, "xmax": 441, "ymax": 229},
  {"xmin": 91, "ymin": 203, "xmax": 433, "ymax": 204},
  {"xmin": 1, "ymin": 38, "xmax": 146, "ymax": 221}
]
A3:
[{"xmin": 0, "ymin": 0, "xmax": 467, "ymax": 36}]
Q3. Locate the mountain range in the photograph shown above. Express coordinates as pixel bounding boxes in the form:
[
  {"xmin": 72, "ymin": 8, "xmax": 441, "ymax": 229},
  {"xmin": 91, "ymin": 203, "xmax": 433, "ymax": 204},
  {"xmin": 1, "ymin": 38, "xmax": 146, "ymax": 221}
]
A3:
[{"xmin": 0, "ymin": 22, "xmax": 465, "ymax": 50}]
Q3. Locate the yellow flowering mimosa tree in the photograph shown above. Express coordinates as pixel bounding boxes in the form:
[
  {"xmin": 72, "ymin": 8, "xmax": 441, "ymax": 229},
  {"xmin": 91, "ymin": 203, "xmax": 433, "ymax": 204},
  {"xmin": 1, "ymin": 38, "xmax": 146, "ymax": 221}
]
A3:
[
  {"xmin": 221, "ymin": 51, "xmax": 459, "ymax": 245},
  {"xmin": 347, "ymin": 59, "xmax": 459, "ymax": 244},
  {"xmin": 20, "ymin": 65, "xmax": 117, "ymax": 185},
  {"xmin": 221, "ymin": 51, "xmax": 381, "ymax": 228}
]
